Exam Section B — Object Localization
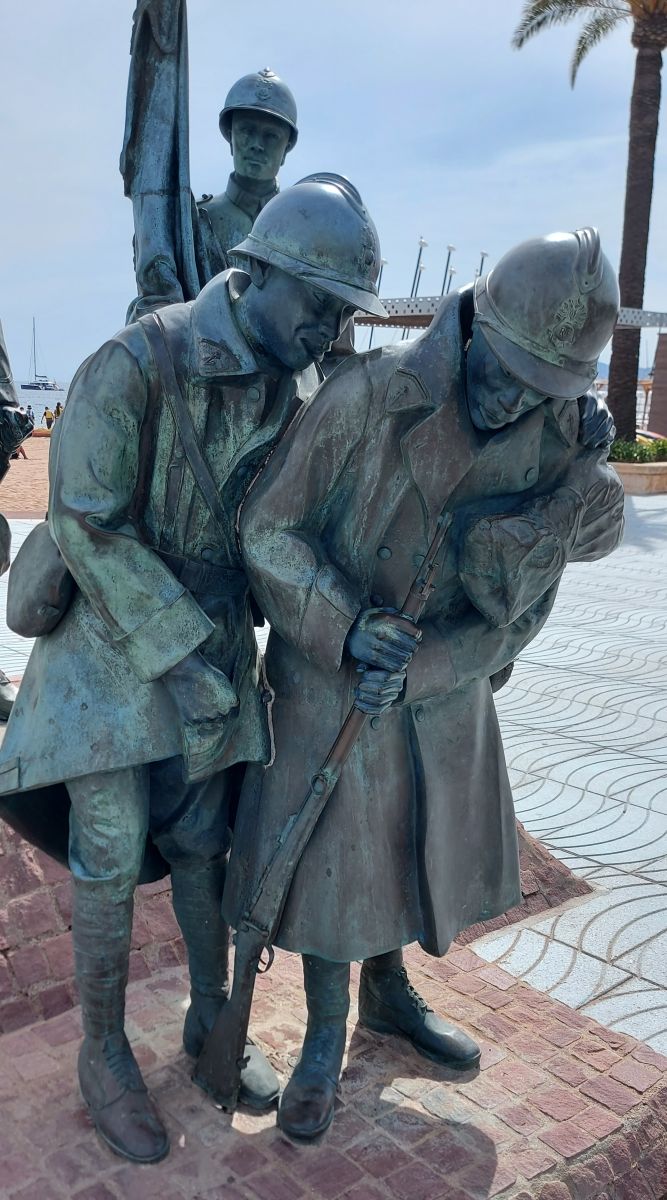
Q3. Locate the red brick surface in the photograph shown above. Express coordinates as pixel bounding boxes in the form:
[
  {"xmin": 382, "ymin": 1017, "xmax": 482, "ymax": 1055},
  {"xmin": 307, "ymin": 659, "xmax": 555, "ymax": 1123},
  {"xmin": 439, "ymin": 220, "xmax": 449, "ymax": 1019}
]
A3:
[
  {"xmin": 0, "ymin": 811, "xmax": 597, "ymax": 1036},
  {"xmin": 0, "ymin": 823, "xmax": 183, "ymax": 1032},
  {"xmin": 0, "ymin": 947, "xmax": 664, "ymax": 1199}
]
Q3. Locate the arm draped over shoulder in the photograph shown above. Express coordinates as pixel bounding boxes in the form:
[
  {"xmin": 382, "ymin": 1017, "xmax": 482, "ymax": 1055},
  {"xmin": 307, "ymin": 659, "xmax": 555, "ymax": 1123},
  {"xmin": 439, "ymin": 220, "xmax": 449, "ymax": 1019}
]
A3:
[{"xmin": 240, "ymin": 359, "xmax": 374, "ymax": 674}]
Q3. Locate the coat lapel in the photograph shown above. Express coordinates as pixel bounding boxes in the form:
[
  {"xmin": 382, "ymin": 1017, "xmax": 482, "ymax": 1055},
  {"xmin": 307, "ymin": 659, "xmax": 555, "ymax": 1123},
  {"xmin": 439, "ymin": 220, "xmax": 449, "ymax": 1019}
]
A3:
[{"xmin": 393, "ymin": 295, "xmax": 478, "ymax": 538}]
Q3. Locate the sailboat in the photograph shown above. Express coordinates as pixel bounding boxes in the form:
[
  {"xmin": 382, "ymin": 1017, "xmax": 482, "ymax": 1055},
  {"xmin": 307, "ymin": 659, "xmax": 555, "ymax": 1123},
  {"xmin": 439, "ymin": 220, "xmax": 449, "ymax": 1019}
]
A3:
[{"xmin": 21, "ymin": 317, "xmax": 62, "ymax": 392}]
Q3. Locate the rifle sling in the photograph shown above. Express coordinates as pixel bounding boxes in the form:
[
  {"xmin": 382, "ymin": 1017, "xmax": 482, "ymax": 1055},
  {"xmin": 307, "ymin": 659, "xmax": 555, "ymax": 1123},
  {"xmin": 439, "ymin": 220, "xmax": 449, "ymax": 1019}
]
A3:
[{"xmin": 142, "ymin": 311, "xmax": 230, "ymax": 543}]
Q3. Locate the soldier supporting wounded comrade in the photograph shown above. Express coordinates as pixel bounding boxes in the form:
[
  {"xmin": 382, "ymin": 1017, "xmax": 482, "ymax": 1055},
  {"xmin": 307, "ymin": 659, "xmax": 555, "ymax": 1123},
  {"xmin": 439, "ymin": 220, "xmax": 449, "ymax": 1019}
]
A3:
[
  {"xmin": 226, "ymin": 227, "xmax": 625, "ymax": 1141},
  {"xmin": 0, "ymin": 175, "xmax": 386, "ymax": 1164}
]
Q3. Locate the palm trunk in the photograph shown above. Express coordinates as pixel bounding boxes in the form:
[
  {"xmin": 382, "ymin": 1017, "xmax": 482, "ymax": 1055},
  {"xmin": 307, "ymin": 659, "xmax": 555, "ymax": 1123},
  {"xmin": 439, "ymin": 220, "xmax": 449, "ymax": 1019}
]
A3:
[{"xmin": 607, "ymin": 28, "xmax": 664, "ymax": 441}]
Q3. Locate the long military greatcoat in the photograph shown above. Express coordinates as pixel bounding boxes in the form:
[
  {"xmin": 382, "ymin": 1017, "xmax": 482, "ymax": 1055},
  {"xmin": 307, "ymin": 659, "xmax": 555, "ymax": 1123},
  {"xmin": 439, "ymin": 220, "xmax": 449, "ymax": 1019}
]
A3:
[
  {"xmin": 224, "ymin": 291, "xmax": 624, "ymax": 962},
  {"xmin": 0, "ymin": 270, "xmax": 311, "ymax": 869}
]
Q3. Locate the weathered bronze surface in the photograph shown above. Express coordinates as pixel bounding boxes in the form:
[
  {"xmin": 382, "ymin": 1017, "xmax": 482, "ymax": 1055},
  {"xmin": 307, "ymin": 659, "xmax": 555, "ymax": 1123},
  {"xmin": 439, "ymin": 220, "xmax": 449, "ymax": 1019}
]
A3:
[
  {"xmin": 0, "ymin": 175, "xmax": 384, "ymax": 1162},
  {"xmin": 219, "ymin": 229, "xmax": 625, "ymax": 1138},
  {"xmin": 121, "ymin": 0, "xmax": 298, "ymax": 319}
]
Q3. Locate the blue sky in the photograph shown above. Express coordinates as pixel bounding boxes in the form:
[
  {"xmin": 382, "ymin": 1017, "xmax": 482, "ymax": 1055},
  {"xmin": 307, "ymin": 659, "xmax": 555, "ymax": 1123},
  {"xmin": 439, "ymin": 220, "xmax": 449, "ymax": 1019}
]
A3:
[{"xmin": 1, "ymin": 0, "xmax": 665, "ymax": 382}]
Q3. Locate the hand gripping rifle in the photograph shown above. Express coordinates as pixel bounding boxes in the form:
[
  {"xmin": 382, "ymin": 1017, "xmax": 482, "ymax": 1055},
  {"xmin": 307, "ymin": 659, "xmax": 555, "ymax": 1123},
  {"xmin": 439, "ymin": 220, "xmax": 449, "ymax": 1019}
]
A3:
[{"xmin": 193, "ymin": 511, "xmax": 454, "ymax": 1109}]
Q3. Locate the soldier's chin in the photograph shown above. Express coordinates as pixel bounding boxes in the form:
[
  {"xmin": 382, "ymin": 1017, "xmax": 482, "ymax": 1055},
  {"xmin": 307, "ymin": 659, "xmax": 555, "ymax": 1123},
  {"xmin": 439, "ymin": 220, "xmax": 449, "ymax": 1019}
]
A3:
[
  {"xmin": 289, "ymin": 338, "xmax": 322, "ymax": 370},
  {"xmin": 468, "ymin": 398, "xmax": 503, "ymax": 431}
]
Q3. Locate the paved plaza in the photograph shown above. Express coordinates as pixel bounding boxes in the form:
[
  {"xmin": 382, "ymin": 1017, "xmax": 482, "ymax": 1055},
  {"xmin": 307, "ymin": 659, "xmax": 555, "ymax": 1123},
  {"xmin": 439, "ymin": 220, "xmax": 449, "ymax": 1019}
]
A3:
[
  {"xmin": 0, "ymin": 479, "xmax": 664, "ymax": 1197},
  {"xmin": 477, "ymin": 494, "xmax": 667, "ymax": 1056}
]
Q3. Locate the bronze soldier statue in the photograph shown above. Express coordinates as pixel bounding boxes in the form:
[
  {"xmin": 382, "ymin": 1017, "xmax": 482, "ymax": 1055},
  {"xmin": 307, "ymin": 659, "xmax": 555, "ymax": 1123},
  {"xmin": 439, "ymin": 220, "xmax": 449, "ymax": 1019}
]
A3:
[
  {"xmin": 0, "ymin": 177, "xmax": 386, "ymax": 1164},
  {"xmin": 224, "ymin": 227, "xmax": 625, "ymax": 1140},
  {"xmin": 196, "ymin": 69, "xmax": 298, "ymax": 277},
  {"xmin": 121, "ymin": 2, "xmax": 357, "ymax": 365},
  {"xmin": 122, "ymin": 3, "xmax": 298, "ymax": 318}
]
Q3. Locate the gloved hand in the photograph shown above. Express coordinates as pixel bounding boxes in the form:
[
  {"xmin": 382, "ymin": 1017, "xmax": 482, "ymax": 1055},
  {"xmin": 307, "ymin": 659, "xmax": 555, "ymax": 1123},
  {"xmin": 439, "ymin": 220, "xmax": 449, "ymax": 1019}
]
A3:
[
  {"xmin": 354, "ymin": 666, "xmax": 406, "ymax": 715},
  {"xmin": 346, "ymin": 607, "xmax": 421, "ymax": 672},
  {"xmin": 163, "ymin": 650, "xmax": 238, "ymax": 726},
  {"xmin": 578, "ymin": 390, "xmax": 615, "ymax": 450}
]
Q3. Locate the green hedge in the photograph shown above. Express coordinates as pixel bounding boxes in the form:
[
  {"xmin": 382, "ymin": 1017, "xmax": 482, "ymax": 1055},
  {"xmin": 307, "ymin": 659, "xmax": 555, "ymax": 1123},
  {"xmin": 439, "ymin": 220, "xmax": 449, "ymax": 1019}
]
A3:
[{"xmin": 609, "ymin": 438, "xmax": 667, "ymax": 463}]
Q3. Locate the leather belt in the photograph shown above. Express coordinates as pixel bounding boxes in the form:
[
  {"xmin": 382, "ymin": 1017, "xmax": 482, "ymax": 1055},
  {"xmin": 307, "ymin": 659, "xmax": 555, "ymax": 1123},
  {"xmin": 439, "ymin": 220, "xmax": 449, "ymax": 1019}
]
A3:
[{"xmin": 158, "ymin": 551, "xmax": 248, "ymax": 597}]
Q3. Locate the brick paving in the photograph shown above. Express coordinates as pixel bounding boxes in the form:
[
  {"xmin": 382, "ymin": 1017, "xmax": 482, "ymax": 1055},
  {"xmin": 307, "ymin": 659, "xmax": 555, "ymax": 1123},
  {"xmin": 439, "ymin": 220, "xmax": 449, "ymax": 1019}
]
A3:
[
  {"xmin": 0, "ymin": 947, "xmax": 664, "ymax": 1199},
  {"xmin": 0, "ymin": 451, "xmax": 665, "ymax": 1196},
  {"xmin": 0, "ymin": 434, "xmax": 50, "ymax": 519}
]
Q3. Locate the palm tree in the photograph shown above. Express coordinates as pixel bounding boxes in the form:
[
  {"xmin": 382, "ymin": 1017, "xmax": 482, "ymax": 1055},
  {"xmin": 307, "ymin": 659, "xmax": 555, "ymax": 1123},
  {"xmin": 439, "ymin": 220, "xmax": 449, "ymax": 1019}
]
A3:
[{"xmin": 513, "ymin": 1, "xmax": 667, "ymax": 440}]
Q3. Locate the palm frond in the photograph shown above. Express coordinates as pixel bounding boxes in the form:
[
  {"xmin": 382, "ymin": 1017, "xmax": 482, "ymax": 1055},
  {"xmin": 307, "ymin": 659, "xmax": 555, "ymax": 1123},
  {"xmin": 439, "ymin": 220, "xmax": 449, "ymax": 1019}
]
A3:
[
  {"xmin": 512, "ymin": 0, "xmax": 630, "ymax": 48},
  {"xmin": 570, "ymin": 9, "xmax": 626, "ymax": 82}
]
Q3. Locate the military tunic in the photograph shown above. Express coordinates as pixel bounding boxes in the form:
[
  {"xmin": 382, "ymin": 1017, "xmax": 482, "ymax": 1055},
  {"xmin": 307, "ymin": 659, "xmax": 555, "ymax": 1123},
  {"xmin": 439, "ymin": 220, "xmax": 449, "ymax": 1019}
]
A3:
[
  {"xmin": 0, "ymin": 270, "xmax": 309, "ymax": 804},
  {"xmin": 196, "ymin": 174, "xmax": 279, "ymax": 280}
]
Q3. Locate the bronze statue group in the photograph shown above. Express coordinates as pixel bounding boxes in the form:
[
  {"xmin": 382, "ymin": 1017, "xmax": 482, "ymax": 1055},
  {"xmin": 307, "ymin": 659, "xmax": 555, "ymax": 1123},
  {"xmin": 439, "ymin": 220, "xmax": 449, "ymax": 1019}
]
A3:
[{"xmin": 0, "ymin": 2, "xmax": 624, "ymax": 1166}]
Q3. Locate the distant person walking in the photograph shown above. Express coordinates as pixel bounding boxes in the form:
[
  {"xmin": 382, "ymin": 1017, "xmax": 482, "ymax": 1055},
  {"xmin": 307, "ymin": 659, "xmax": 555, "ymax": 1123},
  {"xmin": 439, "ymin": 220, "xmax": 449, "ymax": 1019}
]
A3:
[
  {"xmin": 42, "ymin": 406, "xmax": 54, "ymax": 429},
  {"xmin": 54, "ymin": 401, "xmax": 63, "ymax": 419},
  {"xmin": 26, "ymin": 404, "xmax": 34, "ymax": 422}
]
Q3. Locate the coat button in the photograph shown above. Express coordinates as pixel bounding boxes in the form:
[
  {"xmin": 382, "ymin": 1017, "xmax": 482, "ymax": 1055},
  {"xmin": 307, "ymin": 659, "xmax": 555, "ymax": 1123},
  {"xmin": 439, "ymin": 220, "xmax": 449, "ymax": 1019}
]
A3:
[
  {"xmin": 370, "ymin": 593, "xmax": 384, "ymax": 607},
  {"xmin": 524, "ymin": 467, "xmax": 537, "ymax": 484},
  {"xmin": 201, "ymin": 547, "xmax": 215, "ymax": 562},
  {"xmin": 414, "ymin": 706, "xmax": 425, "ymax": 723},
  {"xmin": 261, "ymin": 689, "xmax": 273, "ymax": 705},
  {"xmin": 246, "ymin": 385, "xmax": 261, "ymax": 401},
  {"xmin": 377, "ymin": 546, "xmax": 392, "ymax": 560},
  {"xmin": 370, "ymin": 716, "xmax": 381, "ymax": 730}
]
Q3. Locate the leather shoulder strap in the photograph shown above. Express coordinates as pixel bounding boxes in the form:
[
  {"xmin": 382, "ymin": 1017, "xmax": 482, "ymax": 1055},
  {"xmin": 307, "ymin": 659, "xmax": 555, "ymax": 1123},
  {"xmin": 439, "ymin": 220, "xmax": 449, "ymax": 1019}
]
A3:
[{"xmin": 142, "ymin": 311, "xmax": 229, "ymax": 539}]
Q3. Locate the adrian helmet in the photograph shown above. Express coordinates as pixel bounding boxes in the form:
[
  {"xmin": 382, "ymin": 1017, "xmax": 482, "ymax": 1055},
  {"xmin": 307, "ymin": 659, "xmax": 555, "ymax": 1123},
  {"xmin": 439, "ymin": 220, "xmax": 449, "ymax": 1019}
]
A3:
[
  {"xmin": 219, "ymin": 69, "xmax": 298, "ymax": 150},
  {"xmin": 474, "ymin": 228, "xmax": 619, "ymax": 400},
  {"xmin": 230, "ymin": 173, "xmax": 387, "ymax": 318}
]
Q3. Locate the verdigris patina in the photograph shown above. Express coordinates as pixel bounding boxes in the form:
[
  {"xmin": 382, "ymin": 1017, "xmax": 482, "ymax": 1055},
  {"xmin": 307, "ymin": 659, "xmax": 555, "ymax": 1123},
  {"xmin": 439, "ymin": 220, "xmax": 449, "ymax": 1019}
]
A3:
[
  {"xmin": 196, "ymin": 69, "xmax": 298, "ymax": 276},
  {"xmin": 0, "ymin": 176, "xmax": 386, "ymax": 1164},
  {"xmin": 121, "ymin": 0, "xmax": 298, "ymax": 318},
  {"xmin": 218, "ymin": 228, "xmax": 625, "ymax": 1140},
  {"xmin": 121, "ymin": 1, "xmax": 356, "ymax": 367}
]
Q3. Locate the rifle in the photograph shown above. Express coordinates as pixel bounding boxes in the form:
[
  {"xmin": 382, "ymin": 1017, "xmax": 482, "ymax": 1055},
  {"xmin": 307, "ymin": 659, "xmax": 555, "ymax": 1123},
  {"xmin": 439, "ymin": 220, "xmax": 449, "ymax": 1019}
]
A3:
[{"xmin": 193, "ymin": 510, "xmax": 455, "ymax": 1109}]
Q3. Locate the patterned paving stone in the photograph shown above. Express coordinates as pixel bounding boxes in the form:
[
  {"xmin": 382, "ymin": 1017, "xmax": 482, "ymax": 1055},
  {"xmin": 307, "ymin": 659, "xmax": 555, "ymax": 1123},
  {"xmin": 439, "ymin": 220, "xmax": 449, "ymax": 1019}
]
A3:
[{"xmin": 476, "ymin": 495, "xmax": 667, "ymax": 1056}]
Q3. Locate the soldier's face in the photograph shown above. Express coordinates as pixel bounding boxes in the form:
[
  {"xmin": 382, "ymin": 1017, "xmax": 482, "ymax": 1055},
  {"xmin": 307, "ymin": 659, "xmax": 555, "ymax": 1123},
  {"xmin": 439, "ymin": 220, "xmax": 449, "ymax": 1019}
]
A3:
[
  {"xmin": 466, "ymin": 331, "xmax": 547, "ymax": 431},
  {"xmin": 230, "ymin": 112, "xmax": 291, "ymax": 182},
  {"xmin": 253, "ymin": 268, "xmax": 354, "ymax": 370}
]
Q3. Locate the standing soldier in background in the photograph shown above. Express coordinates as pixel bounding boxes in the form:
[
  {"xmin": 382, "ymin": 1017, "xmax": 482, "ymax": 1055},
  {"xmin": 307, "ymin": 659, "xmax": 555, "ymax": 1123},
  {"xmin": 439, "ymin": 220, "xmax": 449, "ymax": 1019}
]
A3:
[
  {"xmin": 121, "ymin": 2, "xmax": 297, "ymax": 317},
  {"xmin": 121, "ymin": 1, "xmax": 356, "ymax": 366},
  {"xmin": 196, "ymin": 69, "xmax": 298, "ymax": 278}
]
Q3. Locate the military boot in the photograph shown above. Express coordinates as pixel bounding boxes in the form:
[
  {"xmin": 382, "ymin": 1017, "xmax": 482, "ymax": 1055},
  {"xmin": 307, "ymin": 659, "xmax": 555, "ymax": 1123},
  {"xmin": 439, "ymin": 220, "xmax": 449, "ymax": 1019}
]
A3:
[
  {"xmin": 278, "ymin": 956, "xmax": 350, "ymax": 1141},
  {"xmin": 171, "ymin": 861, "xmax": 279, "ymax": 1111},
  {"xmin": 78, "ymin": 1032, "xmax": 169, "ymax": 1164},
  {"xmin": 74, "ymin": 894, "xmax": 169, "ymax": 1163},
  {"xmin": 359, "ymin": 950, "xmax": 481, "ymax": 1069}
]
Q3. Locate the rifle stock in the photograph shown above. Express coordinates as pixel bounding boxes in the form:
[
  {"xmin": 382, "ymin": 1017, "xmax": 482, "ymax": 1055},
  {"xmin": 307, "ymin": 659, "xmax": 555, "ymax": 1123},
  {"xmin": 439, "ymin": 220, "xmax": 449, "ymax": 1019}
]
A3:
[
  {"xmin": 192, "ymin": 922, "xmax": 267, "ymax": 1108},
  {"xmin": 193, "ymin": 512, "xmax": 454, "ymax": 1110}
]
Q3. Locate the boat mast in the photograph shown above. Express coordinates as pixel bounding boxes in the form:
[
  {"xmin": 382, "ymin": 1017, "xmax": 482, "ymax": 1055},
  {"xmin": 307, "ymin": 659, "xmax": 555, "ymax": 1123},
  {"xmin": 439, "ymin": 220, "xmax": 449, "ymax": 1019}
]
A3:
[{"xmin": 30, "ymin": 317, "xmax": 36, "ymax": 381}]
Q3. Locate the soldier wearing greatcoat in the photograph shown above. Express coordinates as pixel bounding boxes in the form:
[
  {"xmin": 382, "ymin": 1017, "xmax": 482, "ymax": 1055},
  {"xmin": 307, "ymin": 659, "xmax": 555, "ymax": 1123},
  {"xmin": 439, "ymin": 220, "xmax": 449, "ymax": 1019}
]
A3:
[{"xmin": 226, "ymin": 228, "xmax": 625, "ymax": 1140}]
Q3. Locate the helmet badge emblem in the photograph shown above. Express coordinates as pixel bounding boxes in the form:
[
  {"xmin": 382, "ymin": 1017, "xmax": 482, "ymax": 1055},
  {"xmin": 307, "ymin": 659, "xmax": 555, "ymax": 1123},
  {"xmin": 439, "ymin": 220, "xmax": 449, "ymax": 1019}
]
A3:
[
  {"xmin": 357, "ymin": 225, "xmax": 376, "ymax": 275},
  {"xmin": 256, "ymin": 68, "xmax": 275, "ymax": 102},
  {"xmin": 547, "ymin": 296, "xmax": 587, "ymax": 349}
]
